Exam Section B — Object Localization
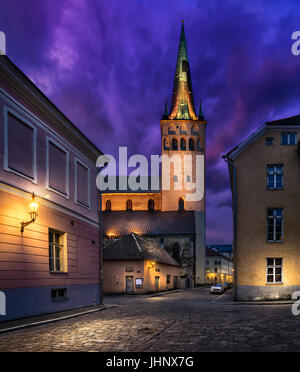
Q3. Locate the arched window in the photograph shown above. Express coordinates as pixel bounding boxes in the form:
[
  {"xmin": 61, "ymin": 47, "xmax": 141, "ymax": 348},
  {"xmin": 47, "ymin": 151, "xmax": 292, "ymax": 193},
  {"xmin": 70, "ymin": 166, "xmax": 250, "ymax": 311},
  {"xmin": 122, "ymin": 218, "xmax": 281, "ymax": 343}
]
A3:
[
  {"xmin": 189, "ymin": 138, "xmax": 195, "ymax": 151},
  {"xmin": 180, "ymin": 138, "xmax": 186, "ymax": 151},
  {"xmin": 180, "ymin": 124, "xmax": 187, "ymax": 135},
  {"xmin": 178, "ymin": 198, "xmax": 185, "ymax": 211},
  {"xmin": 172, "ymin": 138, "xmax": 178, "ymax": 151},
  {"xmin": 168, "ymin": 124, "xmax": 176, "ymax": 135},
  {"xmin": 164, "ymin": 137, "xmax": 170, "ymax": 150},
  {"xmin": 191, "ymin": 125, "xmax": 199, "ymax": 135},
  {"xmin": 105, "ymin": 200, "xmax": 111, "ymax": 211},
  {"xmin": 126, "ymin": 200, "xmax": 133, "ymax": 211},
  {"xmin": 148, "ymin": 199, "xmax": 155, "ymax": 211}
]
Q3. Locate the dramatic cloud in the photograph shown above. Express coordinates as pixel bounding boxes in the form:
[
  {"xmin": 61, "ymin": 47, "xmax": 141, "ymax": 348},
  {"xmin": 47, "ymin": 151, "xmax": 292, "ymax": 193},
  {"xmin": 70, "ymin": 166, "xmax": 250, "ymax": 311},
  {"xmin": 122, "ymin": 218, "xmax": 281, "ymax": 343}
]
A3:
[{"xmin": 1, "ymin": 0, "xmax": 300, "ymax": 243}]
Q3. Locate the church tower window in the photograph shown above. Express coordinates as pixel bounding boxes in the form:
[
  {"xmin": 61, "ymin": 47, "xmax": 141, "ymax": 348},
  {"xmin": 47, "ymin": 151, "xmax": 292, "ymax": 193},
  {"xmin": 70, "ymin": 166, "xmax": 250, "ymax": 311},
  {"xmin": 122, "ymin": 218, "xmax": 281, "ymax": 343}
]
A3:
[
  {"xmin": 148, "ymin": 199, "xmax": 155, "ymax": 211},
  {"xmin": 180, "ymin": 138, "xmax": 186, "ymax": 151},
  {"xmin": 106, "ymin": 200, "xmax": 111, "ymax": 211},
  {"xmin": 126, "ymin": 200, "xmax": 133, "ymax": 211},
  {"xmin": 189, "ymin": 138, "xmax": 195, "ymax": 151},
  {"xmin": 178, "ymin": 198, "xmax": 185, "ymax": 211},
  {"xmin": 172, "ymin": 138, "xmax": 178, "ymax": 151}
]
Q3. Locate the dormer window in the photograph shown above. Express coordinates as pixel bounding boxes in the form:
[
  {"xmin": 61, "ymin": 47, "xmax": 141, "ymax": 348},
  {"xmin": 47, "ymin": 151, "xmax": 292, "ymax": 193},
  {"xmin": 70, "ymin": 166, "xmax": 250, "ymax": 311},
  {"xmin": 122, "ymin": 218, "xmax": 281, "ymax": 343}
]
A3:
[{"xmin": 266, "ymin": 137, "xmax": 274, "ymax": 146}]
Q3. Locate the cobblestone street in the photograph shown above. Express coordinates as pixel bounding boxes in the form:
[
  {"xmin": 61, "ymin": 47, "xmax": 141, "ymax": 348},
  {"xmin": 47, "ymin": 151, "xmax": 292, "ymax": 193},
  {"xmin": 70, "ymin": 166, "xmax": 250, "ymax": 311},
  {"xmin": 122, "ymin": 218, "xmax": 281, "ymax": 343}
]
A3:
[{"xmin": 0, "ymin": 288, "xmax": 299, "ymax": 352}]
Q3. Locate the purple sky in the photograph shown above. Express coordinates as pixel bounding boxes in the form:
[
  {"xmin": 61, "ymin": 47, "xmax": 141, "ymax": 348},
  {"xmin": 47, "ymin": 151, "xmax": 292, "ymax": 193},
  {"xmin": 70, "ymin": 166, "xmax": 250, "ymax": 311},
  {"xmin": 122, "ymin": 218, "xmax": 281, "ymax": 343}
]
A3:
[{"xmin": 1, "ymin": 0, "xmax": 300, "ymax": 244}]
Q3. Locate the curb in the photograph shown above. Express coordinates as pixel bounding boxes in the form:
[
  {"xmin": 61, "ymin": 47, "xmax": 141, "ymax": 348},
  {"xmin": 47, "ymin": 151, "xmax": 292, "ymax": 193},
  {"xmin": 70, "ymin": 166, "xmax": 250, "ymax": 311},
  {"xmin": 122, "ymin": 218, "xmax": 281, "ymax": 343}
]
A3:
[
  {"xmin": 0, "ymin": 304, "xmax": 119, "ymax": 335},
  {"xmin": 149, "ymin": 289, "xmax": 184, "ymax": 298},
  {"xmin": 214, "ymin": 301, "xmax": 293, "ymax": 306}
]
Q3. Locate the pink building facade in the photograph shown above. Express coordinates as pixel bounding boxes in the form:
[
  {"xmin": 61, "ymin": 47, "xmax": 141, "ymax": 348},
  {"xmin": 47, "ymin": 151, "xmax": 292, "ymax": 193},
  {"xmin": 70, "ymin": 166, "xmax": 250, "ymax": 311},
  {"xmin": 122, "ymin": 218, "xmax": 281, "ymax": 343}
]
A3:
[{"xmin": 0, "ymin": 56, "xmax": 102, "ymax": 321}]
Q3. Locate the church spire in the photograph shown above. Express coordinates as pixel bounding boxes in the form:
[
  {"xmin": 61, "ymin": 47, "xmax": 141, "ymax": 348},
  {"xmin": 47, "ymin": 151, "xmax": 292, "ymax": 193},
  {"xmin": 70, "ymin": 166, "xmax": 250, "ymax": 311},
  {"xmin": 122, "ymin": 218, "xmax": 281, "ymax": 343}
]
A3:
[{"xmin": 169, "ymin": 21, "xmax": 197, "ymax": 121}]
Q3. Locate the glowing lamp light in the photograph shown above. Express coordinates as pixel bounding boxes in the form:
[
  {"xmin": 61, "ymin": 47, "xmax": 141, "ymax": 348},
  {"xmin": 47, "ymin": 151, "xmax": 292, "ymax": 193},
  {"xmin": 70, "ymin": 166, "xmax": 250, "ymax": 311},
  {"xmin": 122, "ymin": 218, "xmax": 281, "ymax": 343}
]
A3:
[{"xmin": 21, "ymin": 193, "xmax": 38, "ymax": 233}]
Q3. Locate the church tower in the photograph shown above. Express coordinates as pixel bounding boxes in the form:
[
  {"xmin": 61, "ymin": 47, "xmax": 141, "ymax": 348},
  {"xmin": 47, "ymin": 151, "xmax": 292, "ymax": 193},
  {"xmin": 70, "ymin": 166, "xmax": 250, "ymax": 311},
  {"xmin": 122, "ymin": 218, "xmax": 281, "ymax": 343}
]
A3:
[
  {"xmin": 161, "ymin": 21, "xmax": 207, "ymax": 213},
  {"xmin": 161, "ymin": 21, "xmax": 207, "ymax": 285}
]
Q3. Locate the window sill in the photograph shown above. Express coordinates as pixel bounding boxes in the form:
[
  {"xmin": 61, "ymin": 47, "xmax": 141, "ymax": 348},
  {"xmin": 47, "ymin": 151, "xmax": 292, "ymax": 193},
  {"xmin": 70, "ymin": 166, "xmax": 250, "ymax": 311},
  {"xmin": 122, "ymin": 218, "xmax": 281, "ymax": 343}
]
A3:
[
  {"xmin": 51, "ymin": 298, "xmax": 69, "ymax": 302},
  {"xmin": 50, "ymin": 271, "xmax": 68, "ymax": 275},
  {"xmin": 267, "ymin": 241, "xmax": 283, "ymax": 244},
  {"xmin": 267, "ymin": 188, "xmax": 284, "ymax": 191},
  {"xmin": 265, "ymin": 283, "xmax": 283, "ymax": 286}
]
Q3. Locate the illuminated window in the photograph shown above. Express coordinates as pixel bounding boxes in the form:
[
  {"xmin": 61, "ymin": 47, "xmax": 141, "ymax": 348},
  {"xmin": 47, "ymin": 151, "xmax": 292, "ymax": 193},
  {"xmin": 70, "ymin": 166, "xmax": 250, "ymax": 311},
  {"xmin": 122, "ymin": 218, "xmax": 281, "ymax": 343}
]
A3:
[
  {"xmin": 106, "ymin": 199, "xmax": 112, "ymax": 211},
  {"xmin": 126, "ymin": 200, "xmax": 133, "ymax": 211},
  {"xmin": 49, "ymin": 230, "xmax": 67, "ymax": 273},
  {"xmin": 267, "ymin": 165, "xmax": 283, "ymax": 190},
  {"xmin": 267, "ymin": 209, "xmax": 283, "ymax": 242},
  {"xmin": 281, "ymin": 132, "xmax": 297, "ymax": 145},
  {"xmin": 135, "ymin": 278, "xmax": 143, "ymax": 289},
  {"xmin": 266, "ymin": 258, "xmax": 283, "ymax": 284}
]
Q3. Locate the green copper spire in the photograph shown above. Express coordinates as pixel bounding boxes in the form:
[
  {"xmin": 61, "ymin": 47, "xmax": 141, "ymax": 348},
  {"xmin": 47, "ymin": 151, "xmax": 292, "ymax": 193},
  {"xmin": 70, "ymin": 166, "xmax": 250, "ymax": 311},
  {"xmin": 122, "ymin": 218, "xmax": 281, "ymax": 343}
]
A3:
[
  {"xmin": 169, "ymin": 21, "xmax": 197, "ymax": 121},
  {"xmin": 162, "ymin": 97, "xmax": 169, "ymax": 119},
  {"xmin": 199, "ymin": 100, "xmax": 204, "ymax": 120}
]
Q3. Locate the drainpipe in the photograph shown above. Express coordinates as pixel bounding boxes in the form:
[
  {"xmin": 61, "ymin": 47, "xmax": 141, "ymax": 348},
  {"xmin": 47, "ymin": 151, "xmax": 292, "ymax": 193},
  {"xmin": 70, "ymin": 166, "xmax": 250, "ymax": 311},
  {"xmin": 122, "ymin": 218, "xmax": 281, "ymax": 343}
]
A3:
[
  {"xmin": 223, "ymin": 155, "xmax": 237, "ymax": 301},
  {"xmin": 98, "ymin": 160, "xmax": 109, "ymax": 306}
]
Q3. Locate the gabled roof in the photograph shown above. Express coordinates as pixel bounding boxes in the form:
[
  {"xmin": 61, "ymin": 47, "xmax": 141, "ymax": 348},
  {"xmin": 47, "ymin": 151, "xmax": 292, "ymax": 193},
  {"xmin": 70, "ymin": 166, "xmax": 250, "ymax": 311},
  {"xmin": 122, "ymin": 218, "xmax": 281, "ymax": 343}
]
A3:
[
  {"xmin": 103, "ymin": 210, "xmax": 196, "ymax": 236},
  {"xmin": 103, "ymin": 233, "xmax": 180, "ymax": 266},
  {"xmin": 224, "ymin": 114, "xmax": 300, "ymax": 160},
  {"xmin": 266, "ymin": 115, "xmax": 300, "ymax": 126}
]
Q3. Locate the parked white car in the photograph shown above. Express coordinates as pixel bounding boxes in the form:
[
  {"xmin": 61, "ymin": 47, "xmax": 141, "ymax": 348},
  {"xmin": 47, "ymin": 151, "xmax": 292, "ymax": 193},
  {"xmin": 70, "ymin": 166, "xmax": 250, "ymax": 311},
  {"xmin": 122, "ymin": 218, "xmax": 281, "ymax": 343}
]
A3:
[{"xmin": 210, "ymin": 284, "xmax": 225, "ymax": 295}]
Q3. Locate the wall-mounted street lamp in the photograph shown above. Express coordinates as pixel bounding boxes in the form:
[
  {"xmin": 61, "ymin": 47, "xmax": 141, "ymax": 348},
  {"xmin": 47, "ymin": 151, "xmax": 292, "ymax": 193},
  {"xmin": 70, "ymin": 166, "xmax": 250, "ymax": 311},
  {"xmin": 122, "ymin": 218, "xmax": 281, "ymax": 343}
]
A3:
[
  {"xmin": 148, "ymin": 261, "xmax": 156, "ymax": 270},
  {"xmin": 20, "ymin": 193, "xmax": 38, "ymax": 233}
]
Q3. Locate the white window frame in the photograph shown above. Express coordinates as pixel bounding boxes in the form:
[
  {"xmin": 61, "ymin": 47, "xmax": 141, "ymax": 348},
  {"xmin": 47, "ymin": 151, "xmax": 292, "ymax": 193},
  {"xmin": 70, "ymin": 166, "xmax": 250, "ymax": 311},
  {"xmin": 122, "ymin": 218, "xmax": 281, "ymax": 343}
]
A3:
[
  {"xmin": 46, "ymin": 136, "xmax": 70, "ymax": 199},
  {"xmin": 267, "ymin": 164, "xmax": 283, "ymax": 190},
  {"xmin": 74, "ymin": 157, "xmax": 91, "ymax": 209},
  {"xmin": 49, "ymin": 229, "xmax": 68, "ymax": 273},
  {"xmin": 281, "ymin": 132, "xmax": 297, "ymax": 145},
  {"xmin": 3, "ymin": 106, "xmax": 37, "ymax": 183},
  {"xmin": 267, "ymin": 208, "xmax": 283, "ymax": 243},
  {"xmin": 266, "ymin": 258, "xmax": 283, "ymax": 285}
]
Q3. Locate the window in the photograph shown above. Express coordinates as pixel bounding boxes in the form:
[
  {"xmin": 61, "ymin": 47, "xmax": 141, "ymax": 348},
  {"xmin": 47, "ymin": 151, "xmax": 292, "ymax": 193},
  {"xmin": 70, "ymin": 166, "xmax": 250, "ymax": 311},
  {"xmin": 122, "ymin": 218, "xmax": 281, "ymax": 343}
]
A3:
[
  {"xmin": 189, "ymin": 138, "xmax": 195, "ymax": 151},
  {"xmin": 160, "ymin": 239, "xmax": 165, "ymax": 248},
  {"xmin": 51, "ymin": 288, "xmax": 67, "ymax": 301},
  {"xmin": 174, "ymin": 175, "xmax": 178, "ymax": 182},
  {"xmin": 281, "ymin": 132, "xmax": 297, "ymax": 145},
  {"xmin": 125, "ymin": 267, "xmax": 134, "ymax": 272},
  {"xmin": 126, "ymin": 200, "xmax": 133, "ymax": 211},
  {"xmin": 167, "ymin": 275, "xmax": 171, "ymax": 285},
  {"xmin": 267, "ymin": 165, "xmax": 283, "ymax": 189},
  {"xmin": 148, "ymin": 199, "xmax": 155, "ymax": 211},
  {"xmin": 215, "ymin": 268, "xmax": 218, "ymax": 273},
  {"xmin": 178, "ymin": 198, "xmax": 185, "ymax": 211},
  {"xmin": 266, "ymin": 137, "xmax": 274, "ymax": 146},
  {"xmin": 155, "ymin": 268, "xmax": 160, "ymax": 273},
  {"xmin": 135, "ymin": 278, "xmax": 143, "ymax": 289},
  {"xmin": 180, "ymin": 138, "xmax": 186, "ymax": 151},
  {"xmin": 197, "ymin": 137, "xmax": 203, "ymax": 151},
  {"xmin": 186, "ymin": 175, "xmax": 191, "ymax": 182},
  {"xmin": 266, "ymin": 258, "xmax": 283, "ymax": 284},
  {"xmin": 106, "ymin": 200, "xmax": 112, "ymax": 211},
  {"xmin": 267, "ymin": 208, "xmax": 283, "ymax": 242},
  {"xmin": 172, "ymin": 138, "xmax": 178, "ymax": 151},
  {"xmin": 49, "ymin": 230, "xmax": 67, "ymax": 273},
  {"xmin": 168, "ymin": 125, "xmax": 176, "ymax": 135}
]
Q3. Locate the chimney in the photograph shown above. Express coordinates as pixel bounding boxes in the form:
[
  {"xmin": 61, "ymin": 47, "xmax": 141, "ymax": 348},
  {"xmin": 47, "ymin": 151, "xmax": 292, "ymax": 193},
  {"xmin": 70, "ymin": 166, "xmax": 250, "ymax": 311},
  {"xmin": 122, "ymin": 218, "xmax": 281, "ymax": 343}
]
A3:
[{"xmin": 0, "ymin": 32, "xmax": 6, "ymax": 55}]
